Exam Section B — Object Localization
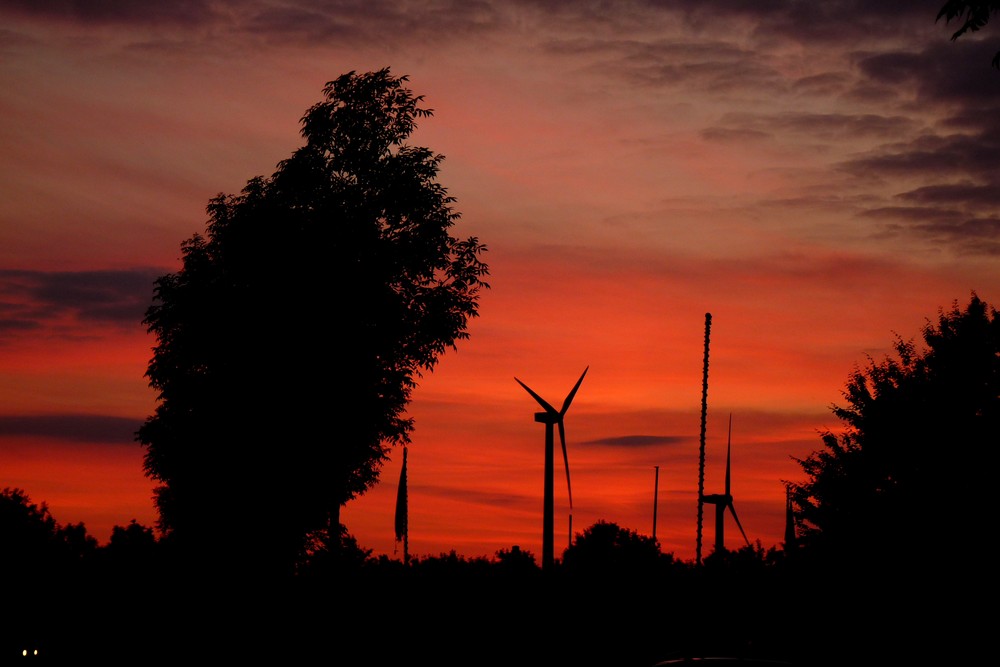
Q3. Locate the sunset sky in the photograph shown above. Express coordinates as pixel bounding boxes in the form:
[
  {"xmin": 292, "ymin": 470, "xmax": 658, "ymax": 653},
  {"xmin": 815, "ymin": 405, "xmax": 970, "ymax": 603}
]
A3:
[{"xmin": 2, "ymin": 1, "xmax": 999, "ymax": 563}]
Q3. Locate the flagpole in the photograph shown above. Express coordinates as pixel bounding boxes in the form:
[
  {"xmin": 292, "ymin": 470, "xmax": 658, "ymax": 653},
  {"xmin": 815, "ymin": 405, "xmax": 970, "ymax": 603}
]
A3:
[
  {"xmin": 653, "ymin": 465, "xmax": 660, "ymax": 542},
  {"xmin": 394, "ymin": 445, "xmax": 409, "ymax": 565}
]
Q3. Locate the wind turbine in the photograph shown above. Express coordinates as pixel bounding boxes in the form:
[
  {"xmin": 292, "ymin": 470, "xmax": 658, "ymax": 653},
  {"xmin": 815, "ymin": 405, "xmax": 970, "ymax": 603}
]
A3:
[
  {"xmin": 700, "ymin": 414, "xmax": 750, "ymax": 554},
  {"xmin": 515, "ymin": 366, "xmax": 588, "ymax": 572},
  {"xmin": 784, "ymin": 484, "xmax": 798, "ymax": 553}
]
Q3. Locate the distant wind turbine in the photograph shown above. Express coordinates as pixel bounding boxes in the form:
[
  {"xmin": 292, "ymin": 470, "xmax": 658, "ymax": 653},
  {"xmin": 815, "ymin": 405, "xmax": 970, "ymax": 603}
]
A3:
[
  {"xmin": 515, "ymin": 366, "xmax": 588, "ymax": 572},
  {"xmin": 784, "ymin": 484, "xmax": 798, "ymax": 553},
  {"xmin": 700, "ymin": 414, "xmax": 750, "ymax": 554}
]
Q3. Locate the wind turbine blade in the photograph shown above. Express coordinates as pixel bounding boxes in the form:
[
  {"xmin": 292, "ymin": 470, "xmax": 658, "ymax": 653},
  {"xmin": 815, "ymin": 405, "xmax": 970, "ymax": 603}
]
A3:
[
  {"xmin": 725, "ymin": 413, "xmax": 732, "ymax": 496},
  {"xmin": 515, "ymin": 377, "xmax": 557, "ymax": 414},
  {"xmin": 559, "ymin": 366, "xmax": 589, "ymax": 416},
  {"xmin": 728, "ymin": 502, "xmax": 750, "ymax": 545},
  {"xmin": 559, "ymin": 419, "xmax": 573, "ymax": 509}
]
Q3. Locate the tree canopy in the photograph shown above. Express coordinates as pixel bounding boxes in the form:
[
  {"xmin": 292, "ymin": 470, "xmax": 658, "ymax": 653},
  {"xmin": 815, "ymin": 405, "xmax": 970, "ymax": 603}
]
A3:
[
  {"xmin": 137, "ymin": 68, "xmax": 489, "ymax": 579},
  {"xmin": 0, "ymin": 487, "xmax": 96, "ymax": 586},
  {"xmin": 789, "ymin": 293, "xmax": 998, "ymax": 573},
  {"xmin": 561, "ymin": 520, "xmax": 665, "ymax": 576}
]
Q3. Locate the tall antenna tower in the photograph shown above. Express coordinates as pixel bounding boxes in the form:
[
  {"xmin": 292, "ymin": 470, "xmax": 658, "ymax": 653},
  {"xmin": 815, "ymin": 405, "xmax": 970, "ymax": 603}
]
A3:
[{"xmin": 696, "ymin": 312, "xmax": 711, "ymax": 566}]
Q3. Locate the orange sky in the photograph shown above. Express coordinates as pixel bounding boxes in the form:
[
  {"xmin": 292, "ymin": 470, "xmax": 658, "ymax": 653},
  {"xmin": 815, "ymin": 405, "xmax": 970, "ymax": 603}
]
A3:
[{"xmin": 2, "ymin": 1, "xmax": 999, "ymax": 563}]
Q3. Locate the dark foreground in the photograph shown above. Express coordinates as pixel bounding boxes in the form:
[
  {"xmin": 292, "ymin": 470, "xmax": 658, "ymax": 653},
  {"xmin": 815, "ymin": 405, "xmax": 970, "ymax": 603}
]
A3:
[{"xmin": 4, "ymin": 569, "xmax": 983, "ymax": 666}]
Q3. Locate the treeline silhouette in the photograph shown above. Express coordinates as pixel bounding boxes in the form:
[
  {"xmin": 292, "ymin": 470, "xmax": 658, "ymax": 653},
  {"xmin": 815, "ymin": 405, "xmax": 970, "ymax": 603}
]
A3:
[
  {"xmin": 6, "ymin": 292, "xmax": 995, "ymax": 664},
  {"xmin": 0, "ymin": 488, "xmax": 956, "ymax": 666},
  {"xmin": 9, "ymin": 56, "xmax": 995, "ymax": 662}
]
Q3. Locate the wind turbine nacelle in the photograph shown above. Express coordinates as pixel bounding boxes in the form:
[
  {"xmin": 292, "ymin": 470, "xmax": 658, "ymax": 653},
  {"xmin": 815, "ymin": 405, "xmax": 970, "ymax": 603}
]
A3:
[{"xmin": 534, "ymin": 412, "xmax": 558, "ymax": 424}]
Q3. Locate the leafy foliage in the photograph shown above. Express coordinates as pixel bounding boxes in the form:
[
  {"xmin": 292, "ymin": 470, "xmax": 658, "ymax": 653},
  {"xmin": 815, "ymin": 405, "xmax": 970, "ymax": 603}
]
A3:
[
  {"xmin": 296, "ymin": 522, "xmax": 373, "ymax": 577},
  {"xmin": 493, "ymin": 544, "xmax": 539, "ymax": 575},
  {"xmin": 0, "ymin": 487, "xmax": 96, "ymax": 584},
  {"xmin": 561, "ymin": 520, "xmax": 665, "ymax": 576},
  {"xmin": 937, "ymin": 1, "xmax": 1000, "ymax": 67},
  {"xmin": 137, "ymin": 68, "xmax": 489, "ymax": 578},
  {"xmin": 789, "ymin": 293, "xmax": 999, "ymax": 571}
]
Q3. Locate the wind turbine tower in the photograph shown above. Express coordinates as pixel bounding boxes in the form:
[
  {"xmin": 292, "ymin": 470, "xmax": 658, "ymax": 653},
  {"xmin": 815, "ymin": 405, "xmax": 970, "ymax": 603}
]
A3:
[
  {"xmin": 701, "ymin": 414, "xmax": 750, "ymax": 553},
  {"xmin": 515, "ymin": 367, "xmax": 588, "ymax": 572}
]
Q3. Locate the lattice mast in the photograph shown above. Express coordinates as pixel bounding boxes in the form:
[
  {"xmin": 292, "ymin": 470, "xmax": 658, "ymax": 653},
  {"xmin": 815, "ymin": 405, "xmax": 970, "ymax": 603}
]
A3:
[{"xmin": 696, "ymin": 312, "xmax": 711, "ymax": 566}]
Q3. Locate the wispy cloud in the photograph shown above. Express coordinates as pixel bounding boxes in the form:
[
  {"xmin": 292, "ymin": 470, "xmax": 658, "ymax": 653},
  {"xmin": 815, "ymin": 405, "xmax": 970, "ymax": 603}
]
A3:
[
  {"xmin": 0, "ymin": 268, "xmax": 164, "ymax": 342},
  {"xmin": 419, "ymin": 482, "xmax": 532, "ymax": 510},
  {"xmin": 581, "ymin": 434, "xmax": 691, "ymax": 447},
  {"xmin": 707, "ymin": 112, "xmax": 917, "ymax": 142},
  {"xmin": 0, "ymin": 413, "xmax": 141, "ymax": 444},
  {"xmin": 0, "ymin": 0, "xmax": 218, "ymax": 25}
]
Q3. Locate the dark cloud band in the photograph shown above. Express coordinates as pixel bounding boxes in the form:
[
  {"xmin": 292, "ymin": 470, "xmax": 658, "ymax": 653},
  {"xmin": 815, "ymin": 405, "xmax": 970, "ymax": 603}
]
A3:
[
  {"xmin": 582, "ymin": 434, "xmax": 690, "ymax": 447},
  {"xmin": 0, "ymin": 413, "xmax": 141, "ymax": 444},
  {"xmin": 0, "ymin": 267, "xmax": 165, "ymax": 341}
]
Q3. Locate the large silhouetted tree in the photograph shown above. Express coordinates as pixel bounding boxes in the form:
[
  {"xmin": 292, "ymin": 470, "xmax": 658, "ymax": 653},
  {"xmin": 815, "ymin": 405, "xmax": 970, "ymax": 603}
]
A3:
[
  {"xmin": 138, "ymin": 69, "xmax": 489, "ymax": 579},
  {"xmin": 789, "ymin": 293, "xmax": 998, "ymax": 575}
]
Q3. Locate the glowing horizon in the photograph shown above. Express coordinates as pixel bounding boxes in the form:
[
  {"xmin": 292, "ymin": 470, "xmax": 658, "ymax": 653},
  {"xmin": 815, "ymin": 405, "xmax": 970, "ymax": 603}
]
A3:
[{"xmin": 2, "ymin": 1, "xmax": 998, "ymax": 564}]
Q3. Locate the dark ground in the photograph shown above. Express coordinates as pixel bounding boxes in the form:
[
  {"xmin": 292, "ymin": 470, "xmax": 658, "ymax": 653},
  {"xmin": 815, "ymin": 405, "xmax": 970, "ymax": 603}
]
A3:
[{"xmin": 3, "ymin": 568, "xmax": 983, "ymax": 666}]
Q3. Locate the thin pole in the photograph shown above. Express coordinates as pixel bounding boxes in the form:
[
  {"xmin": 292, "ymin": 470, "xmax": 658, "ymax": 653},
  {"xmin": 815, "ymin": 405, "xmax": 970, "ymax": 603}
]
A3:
[
  {"xmin": 653, "ymin": 465, "xmax": 660, "ymax": 541},
  {"xmin": 784, "ymin": 485, "xmax": 797, "ymax": 552},
  {"xmin": 542, "ymin": 419, "xmax": 555, "ymax": 572},
  {"xmin": 696, "ymin": 312, "xmax": 711, "ymax": 566}
]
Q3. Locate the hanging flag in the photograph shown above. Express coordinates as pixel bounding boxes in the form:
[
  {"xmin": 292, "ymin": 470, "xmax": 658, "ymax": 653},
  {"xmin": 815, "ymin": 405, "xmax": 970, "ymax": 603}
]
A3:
[{"xmin": 394, "ymin": 446, "xmax": 408, "ymax": 544}]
